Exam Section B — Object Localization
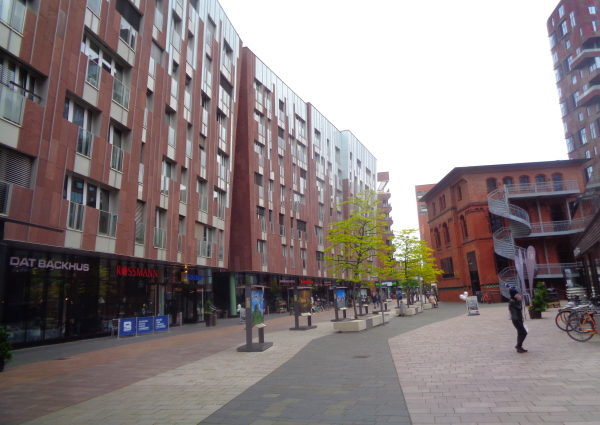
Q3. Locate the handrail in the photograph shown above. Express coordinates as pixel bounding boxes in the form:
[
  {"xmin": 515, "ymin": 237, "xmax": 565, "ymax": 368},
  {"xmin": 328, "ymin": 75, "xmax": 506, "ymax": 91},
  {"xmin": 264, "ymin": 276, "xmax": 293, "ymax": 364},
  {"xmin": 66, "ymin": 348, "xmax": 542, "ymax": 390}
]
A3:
[{"xmin": 504, "ymin": 180, "xmax": 579, "ymax": 196}]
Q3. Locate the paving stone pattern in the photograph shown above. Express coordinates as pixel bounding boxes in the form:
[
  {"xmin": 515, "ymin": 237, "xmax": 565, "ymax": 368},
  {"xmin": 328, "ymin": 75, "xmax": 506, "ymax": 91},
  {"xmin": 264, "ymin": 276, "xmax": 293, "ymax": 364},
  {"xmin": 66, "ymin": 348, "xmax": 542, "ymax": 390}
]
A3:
[{"xmin": 390, "ymin": 306, "xmax": 600, "ymax": 425}]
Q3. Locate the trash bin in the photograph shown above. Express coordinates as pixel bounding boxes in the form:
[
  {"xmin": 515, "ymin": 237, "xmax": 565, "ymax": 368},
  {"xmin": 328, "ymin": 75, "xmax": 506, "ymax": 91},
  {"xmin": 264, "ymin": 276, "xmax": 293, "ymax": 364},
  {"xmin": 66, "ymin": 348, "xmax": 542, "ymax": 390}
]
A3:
[
  {"xmin": 399, "ymin": 303, "xmax": 406, "ymax": 316},
  {"xmin": 546, "ymin": 288, "xmax": 559, "ymax": 303},
  {"xmin": 211, "ymin": 314, "xmax": 218, "ymax": 326}
]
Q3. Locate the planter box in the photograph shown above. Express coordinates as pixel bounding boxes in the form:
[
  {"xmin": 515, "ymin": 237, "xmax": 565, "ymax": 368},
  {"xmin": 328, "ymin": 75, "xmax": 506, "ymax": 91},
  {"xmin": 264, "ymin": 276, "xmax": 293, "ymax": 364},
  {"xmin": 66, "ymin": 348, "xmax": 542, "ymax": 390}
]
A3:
[
  {"xmin": 528, "ymin": 309, "xmax": 543, "ymax": 319},
  {"xmin": 404, "ymin": 308, "xmax": 417, "ymax": 316},
  {"xmin": 333, "ymin": 320, "xmax": 366, "ymax": 332}
]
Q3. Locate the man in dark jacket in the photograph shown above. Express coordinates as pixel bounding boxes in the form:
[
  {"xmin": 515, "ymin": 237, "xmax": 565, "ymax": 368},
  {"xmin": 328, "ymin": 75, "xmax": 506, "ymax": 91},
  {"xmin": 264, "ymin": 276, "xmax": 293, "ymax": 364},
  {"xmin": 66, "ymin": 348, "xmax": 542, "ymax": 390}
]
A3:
[{"xmin": 508, "ymin": 287, "xmax": 528, "ymax": 353}]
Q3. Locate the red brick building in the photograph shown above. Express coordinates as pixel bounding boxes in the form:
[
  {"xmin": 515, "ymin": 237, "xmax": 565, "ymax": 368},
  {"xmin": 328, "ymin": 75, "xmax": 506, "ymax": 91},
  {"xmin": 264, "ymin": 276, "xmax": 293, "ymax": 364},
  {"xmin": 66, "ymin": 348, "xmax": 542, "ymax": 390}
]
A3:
[
  {"xmin": 0, "ymin": 0, "xmax": 386, "ymax": 346},
  {"xmin": 419, "ymin": 160, "xmax": 588, "ymax": 302}
]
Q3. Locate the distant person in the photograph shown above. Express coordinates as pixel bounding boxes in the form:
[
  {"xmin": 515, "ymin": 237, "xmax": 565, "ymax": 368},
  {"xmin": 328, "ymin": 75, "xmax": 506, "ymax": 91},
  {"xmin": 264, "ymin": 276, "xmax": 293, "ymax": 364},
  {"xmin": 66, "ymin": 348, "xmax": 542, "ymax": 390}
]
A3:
[
  {"xmin": 508, "ymin": 287, "xmax": 528, "ymax": 353},
  {"xmin": 429, "ymin": 293, "xmax": 438, "ymax": 308}
]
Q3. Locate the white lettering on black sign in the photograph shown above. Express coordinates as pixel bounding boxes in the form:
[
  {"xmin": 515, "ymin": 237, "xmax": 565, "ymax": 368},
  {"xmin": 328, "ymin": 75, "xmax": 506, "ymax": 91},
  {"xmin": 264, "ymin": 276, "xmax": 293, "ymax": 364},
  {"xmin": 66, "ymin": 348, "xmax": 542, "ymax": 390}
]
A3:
[{"xmin": 9, "ymin": 257, "xmax": 90, "ymax": 272}]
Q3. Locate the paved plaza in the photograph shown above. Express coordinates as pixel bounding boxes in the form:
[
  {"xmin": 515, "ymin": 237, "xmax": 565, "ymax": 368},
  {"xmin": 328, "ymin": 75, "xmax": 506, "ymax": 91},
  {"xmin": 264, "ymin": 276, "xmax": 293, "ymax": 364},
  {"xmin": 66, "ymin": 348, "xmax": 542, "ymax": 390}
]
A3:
[{"xmin": 1, "ymin": 302, "xmax": 600, "ymax": 425}]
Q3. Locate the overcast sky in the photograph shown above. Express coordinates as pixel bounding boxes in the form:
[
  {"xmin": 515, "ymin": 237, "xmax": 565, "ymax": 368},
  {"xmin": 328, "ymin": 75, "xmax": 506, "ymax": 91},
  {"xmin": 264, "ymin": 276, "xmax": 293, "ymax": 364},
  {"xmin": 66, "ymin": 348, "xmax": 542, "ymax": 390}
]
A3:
[{"xmin": 217, "ymin": 0, "xmax": 565, "ymax": 231}]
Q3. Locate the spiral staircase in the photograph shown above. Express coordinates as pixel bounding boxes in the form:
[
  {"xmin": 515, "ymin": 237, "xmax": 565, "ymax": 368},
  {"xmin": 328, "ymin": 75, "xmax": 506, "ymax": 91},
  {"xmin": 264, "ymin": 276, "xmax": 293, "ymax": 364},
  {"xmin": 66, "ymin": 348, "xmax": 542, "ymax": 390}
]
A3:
[{"xmin": 487, "ymin": 184, "xmax": 583, "ymax": 299}]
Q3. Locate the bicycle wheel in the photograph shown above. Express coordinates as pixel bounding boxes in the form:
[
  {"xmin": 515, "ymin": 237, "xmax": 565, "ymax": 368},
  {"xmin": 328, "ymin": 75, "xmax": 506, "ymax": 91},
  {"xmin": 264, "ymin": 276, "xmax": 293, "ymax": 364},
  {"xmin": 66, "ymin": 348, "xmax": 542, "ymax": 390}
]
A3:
[
  {"xmin": 555, "ymin": 309, "xmax": 571, "ymax": 331},
  {"xmin": 566, "ymin": 316, "xmax": 595, "ymax": 342}
]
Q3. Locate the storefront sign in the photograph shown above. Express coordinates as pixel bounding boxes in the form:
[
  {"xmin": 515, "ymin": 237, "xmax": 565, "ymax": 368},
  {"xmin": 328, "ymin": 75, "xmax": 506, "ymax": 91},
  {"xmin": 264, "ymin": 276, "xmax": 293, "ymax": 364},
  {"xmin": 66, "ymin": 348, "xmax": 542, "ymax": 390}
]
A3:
[
  {"xmin": 115, "ymin": 266, "xmax": 159, "ymax": 277},
  {"xmin": 154, "ymin": 316, "xmax": 168, "ymax": 332},
  {"xmin": 137, "ymin": 317, "xmax": 153, "ymax": 334},
  {"xmin": 279, "ymin": 279, "xmax": 295, "ymax": 284},
  {"xmin": 9, "ymin": 256, "xmax": 90, "ymax": 271},
  {"xmin": 181, "ymin": 272, "xmax": 203, "ymax": 282},
  {"xmin": 119, "ymin": 318, "xmax": 137, "ymax": 337},
  {"xmin": 300, "ymin": 280, "xmax": 313, "ymax": 285}
]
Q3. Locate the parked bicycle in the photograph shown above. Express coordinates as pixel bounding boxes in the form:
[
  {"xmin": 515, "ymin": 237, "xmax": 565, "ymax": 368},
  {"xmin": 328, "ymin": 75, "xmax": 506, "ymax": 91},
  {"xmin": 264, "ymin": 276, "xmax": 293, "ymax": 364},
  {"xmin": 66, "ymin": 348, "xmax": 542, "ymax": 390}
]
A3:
[
  {"xmin": 555, "ymin": 296, "xmax": 600, "ymax": 331},
  {"xmin": 566, "ymin": 310, "xmax": 598, "ymax": 342}
]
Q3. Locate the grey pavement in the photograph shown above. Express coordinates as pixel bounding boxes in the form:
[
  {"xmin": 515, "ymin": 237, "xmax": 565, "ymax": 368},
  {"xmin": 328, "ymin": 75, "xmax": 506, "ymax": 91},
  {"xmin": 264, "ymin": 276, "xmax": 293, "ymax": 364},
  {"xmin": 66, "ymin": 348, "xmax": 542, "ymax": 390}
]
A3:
[{"xmin": 5, "ymin": 301, "xmax": 600, "ymax": 425}]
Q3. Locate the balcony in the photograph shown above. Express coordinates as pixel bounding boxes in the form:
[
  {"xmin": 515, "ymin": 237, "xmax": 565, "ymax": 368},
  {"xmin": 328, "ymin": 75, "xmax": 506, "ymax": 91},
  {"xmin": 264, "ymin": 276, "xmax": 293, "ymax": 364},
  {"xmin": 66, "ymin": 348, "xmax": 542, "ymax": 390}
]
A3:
[
  {"xmin": 221, "ymin": 54, "xmax": 232, "ymax": 81},
  {"xmin": 154, "ymin": 227, "xmax": 167, "ymax": 249},
  {"xmin": 571, "ymin": 48, "xmax": 600, "ymax": 70},
  {"xmin": 98, "ymin": 210, "xmax": 117, "ymax": 237},
  {"xmin": 504, "ymin": 180, "xmax": 580, "ymax": 198},
  {"xmin": 498, "ymin": 262, "xmax": 578, "ymax": 294},
  {"xmin": 0, "ymin": 181, "xmax": 11, "ymax": 214},
  {"xmin": 525, "ymin": 217, "xmax": 591, "ymax": 237},
  {"xmin": 577, "ymin": 84, "xmax": 600, "ymax": 107}
]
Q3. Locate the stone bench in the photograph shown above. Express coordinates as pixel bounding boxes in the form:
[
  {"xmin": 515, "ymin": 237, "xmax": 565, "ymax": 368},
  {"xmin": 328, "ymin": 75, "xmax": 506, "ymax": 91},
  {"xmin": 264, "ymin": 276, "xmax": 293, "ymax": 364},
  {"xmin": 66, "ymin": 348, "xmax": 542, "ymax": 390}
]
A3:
[
  {"xmin": 423, "ymin": 303, "xmax": 433, "ymax": 310},
  {"xmin": 404, "ymin": 307, "xmax": 417, "ymax": 316},
  {"xmin": 333, "ymin": 320, "xmax": 366, "ymax": 332}
]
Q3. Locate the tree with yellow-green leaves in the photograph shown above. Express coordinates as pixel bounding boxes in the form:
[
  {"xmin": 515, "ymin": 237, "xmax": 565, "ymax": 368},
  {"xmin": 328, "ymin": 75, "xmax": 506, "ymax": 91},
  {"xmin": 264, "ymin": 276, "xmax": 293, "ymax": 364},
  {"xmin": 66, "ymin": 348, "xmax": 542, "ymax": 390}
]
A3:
[
  {"xmin": 325, "ymin": 190, "xmax": 396, "ymax": 319},
  {"xmin": 391, "ymin": 229, "xmax": 442, "ymax": 306}
]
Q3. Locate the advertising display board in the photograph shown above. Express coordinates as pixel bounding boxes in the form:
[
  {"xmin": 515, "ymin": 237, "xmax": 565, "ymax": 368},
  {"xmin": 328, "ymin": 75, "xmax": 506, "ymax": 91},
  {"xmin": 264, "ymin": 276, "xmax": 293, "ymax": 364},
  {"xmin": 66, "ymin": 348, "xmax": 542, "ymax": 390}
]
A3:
[
  {"xmin": 154, "ymin": 315, "xmax": 169, "ymax": 332},
  {"xmin": 251, "ymin": 289, "xmax": 264, "ymax": 325},
  {"xmin": 466, "ymin": 296, "xmax": 480, "ymax": 315},
  {"xmin": 137, "ymin": 317, "xmax": 153, "ymax": 334},
  {"xmin": 335, "ymin": 288, "xmax": 346, "ymax": 308},
  {"xmin": 119, "ymin": 318, "xmax": 137, "ymax": 337},
  {"xmin": 297, "ymin": 287, "xmax": 312, "ymax": 313}
]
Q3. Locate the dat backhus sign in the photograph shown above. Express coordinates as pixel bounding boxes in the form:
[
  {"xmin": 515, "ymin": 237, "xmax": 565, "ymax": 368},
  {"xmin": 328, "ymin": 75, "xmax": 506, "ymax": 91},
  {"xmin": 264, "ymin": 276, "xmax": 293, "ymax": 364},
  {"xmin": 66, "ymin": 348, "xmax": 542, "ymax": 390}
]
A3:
[{"xmin": 10, "ymin": 256, "xmax": 90, "ymax": 271}]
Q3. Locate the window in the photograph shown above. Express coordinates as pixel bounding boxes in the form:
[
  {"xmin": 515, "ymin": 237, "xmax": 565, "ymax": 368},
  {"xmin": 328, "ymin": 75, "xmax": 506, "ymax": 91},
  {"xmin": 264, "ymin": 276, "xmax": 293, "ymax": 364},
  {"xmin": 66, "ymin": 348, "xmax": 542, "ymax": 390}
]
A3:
[
  {"xmin": 566, "ymin": 135, "xmax": 575, "ymax": 152},
  {"xmin": 434, "ymin": 228, "xmax": 441, "ymax": 251},
  {"xmin": 116, "ymin": 0, "xmax": 141, "ymax": 50},
  {"xmin": 300, "ymin": 248, "xmax": 307, "ymax": 269},
  {"xmin": 254, "ymin": 172, "xmax": 264, "ymax": 199},
  {"xmin": 109, "ymin": 125, "xmax": 125, "ymax": 171},
  {"xmin": 198, "ymin": 226, "xmax": 213, "ymax": 257},
  {"xmin": 555, "ymin": 66, "xmax": 564, "ymax": 82},
  {"xmin": 0, "ymin": 0, "xmax": 26, "ymax": 33},
  {"xmin": 197, "ymin": 179, "xmax": 208, "ymax": 212},
  {"xmin": 135, "ymin": 201, "xmax": 145, "ymax": 244},
  {"xmin": 579, "ymin": 128, "xmax": 588, "ymax": 145},
  {"xmin": 282, "ymin": 245, "xmax": 287, "ymax": 268},
  {"xmin": 560, "ymin": 100, "xmax": 568, "ymax": 117},
  {"xmin": 579, "ymin": 112, "xmax": 584, "ymax": 121},
  {"xmin": 559, "ymin": 5, "xmax": 565, "ymax": 18},
  {"xmin": 457, "ymin": 186, "xmax": 462, "ymax": 200},
  {"xmin": 585, "ymin": 166, "xmax": 594, "ymax": 182},
  {"xmin": 503, "ymin": 177, "xmax": 513, "ymax": 186},
  {"xmin": 570, "ymin": 11, "xmax": 576, "ymax": 27},
  {"xmin": 586, "ymin": 150, "xmax": 591, "ymax": 158},
  {"xmin": 594, "ymin": 21, "xmax": 598, "ymax": 32},
  {"xmin": 552, "ymin": 51, "xmax": 558, "ymax": 64},
  {"xmin": 590, "ymin": 6, "xmax": 597, "ymax": 14},
  {"xmin": 290, "ymin": 246, "xmax": 295, "ymax": 268},
  {"xmin": 566, "ymin": 39, "xmax": 571, "ymax": 49},
  {"xmin": 460, "ymin": 215, "xmax": 468, "ymax": 240},
  {"xmin": 63, "ymin": 175, "xmax": 116, "ymax": 234},
  {"xmin": 519, "ymin": 176, "xmax": 530, "ymax": 185},
  {"xmin": 257, "ymin": 240, "xmax": 267, "ymax": 266},
  {"xmin": 549, "ymin": 32, "xmax": 557, "ymax": 48},
  {"xmin": 592, "ymin": 122, "xmax": 598, "ymax": 139},
  {"xmin": 63, "ymin": 98, "xmax": 94, "ymax": 157},
  {"xmin": 442, "ymin": 223, "xmax": 450, "ymax": 247},
  {"xmin": 535, "ymin": 175, "xmax": 546, "ymax": 186},
  {"xmin": 440, "ymin": 257, "xmax": 454, "ymax": 279},
  {"xmin": 316, "ymin": 251, "xmax": 324, "ymax": 270},
  {"xmin": 214, "ymin": 188, "xmax": 226, "ymax": 219},
  {"xmin": 489, "ymin": 214, "xmax": 502, "ymax": 234},
  {"xmin": 419, "ymin": 204, "xmax": 427, "ymax": 216},
  {"xmin": 486, "ymin": 178, "xmax": 497, "ymax": 194},
  {"xmin": 559, "ymin": 20, "xmax": 568, "ymax": 38},
  {"xmin": 81, "ymin": 37, "xmax": 101, "ymax": 88},
  {"xmin": 161, "ymin": 159, "xmax": 175, "ymax": 195}
]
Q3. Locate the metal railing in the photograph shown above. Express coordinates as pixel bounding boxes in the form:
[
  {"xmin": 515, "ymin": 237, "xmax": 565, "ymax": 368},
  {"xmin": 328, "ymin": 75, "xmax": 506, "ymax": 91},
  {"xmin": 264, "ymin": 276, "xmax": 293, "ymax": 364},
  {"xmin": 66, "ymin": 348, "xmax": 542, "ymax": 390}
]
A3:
[
  {"xmin": 198, "ymin": 240, "xmax": 212, "ymax": 258},
  {"xmin": 135, "ymin": 222, "xmax": 145, "ymax": 244},
  {"xmin": 154, "ymin": 227, "xmax": 167, "ymax": 249},
  {"xmin": 98, "ymin": 211, "xmax": 117, "ymax": 237},
  {"xmin": 171, "ymin": 30, "xmax": 182, "ymax": 52},
  {"xmin": 184, "ymin": 90, "xmax": 191, "ymax": 110},
  {"xmin": 198, "ymin": 193, "xmax": 208, "ymax": 212},
  {"xmin": 76, "ymin": 127, "xmax": 93, "ymax": 157},
  {"xmin": 67, "ymin": 201, "xmax": 84, "ymax": 231},
  {"xmin": 170, "ymin": 78, "xmax": 178, "ymax": 99},
  {"xmin": 148, "ymin": 58, "xmax": 156, "ymax": 78},
  {"xmin": 504, "ymin": 180, "xmax": 579, "ymax": 196},
  {"xmin": 217, "ymin": 203, "xmax": 225, "ymax": 219},
  {"xmin": 154, "ymin": 7, "xmax": 163, "ymax": 28},
  {"xmin": 218, "ymin": 164, "xmax": 229, "ymax": 182},
  {"xmin": 529, "ymin": 217, "xmax": 591, "ymax": 234},
  {"xmin": 112, "ymin": 78, "xmax": 130, "ymax": 109},
  {"xmin": 110, "ymin": 145, "xmax": 124, "ymax": 172},
  {"xmin": 487, "ymin": 189, "xmax": 530, "ymax": 229},
  {"xmin": 138, "ymin": 163, "xmax": 144, "ymax": 184},
  {"xmin": 0, "ymin": 84, "xmax": 25, "ymax": 124}
]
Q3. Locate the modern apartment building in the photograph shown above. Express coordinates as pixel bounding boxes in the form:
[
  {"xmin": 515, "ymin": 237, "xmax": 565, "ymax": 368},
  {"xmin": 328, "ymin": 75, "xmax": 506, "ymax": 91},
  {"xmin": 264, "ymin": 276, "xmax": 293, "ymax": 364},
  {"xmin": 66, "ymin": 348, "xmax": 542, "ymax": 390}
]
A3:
[
  {"xmin": 419, "ymin": 160, "xmax": 588, "ymax": 302},
  {"xmin": 0, "ymin": 0, "xmax": 385, "ymax": 347},
  {"xmin": 222, "ymin": 46, "xmax": 379, "ymax": 308},
  {"xmin": 548, "ymin": 0, "xmax": 600, "ymax": 299}
]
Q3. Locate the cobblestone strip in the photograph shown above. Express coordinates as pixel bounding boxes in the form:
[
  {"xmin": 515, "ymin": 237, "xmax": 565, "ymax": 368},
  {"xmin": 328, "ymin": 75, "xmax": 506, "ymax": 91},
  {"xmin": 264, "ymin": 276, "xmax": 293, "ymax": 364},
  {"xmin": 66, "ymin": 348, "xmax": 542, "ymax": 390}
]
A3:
[
  {"xmin": 389, "ymin": 306, "xmax": 600, "ymax": 425},
  {"xmin": 22, "ymin": 324, "xmax": 336, "ymax": 425}
]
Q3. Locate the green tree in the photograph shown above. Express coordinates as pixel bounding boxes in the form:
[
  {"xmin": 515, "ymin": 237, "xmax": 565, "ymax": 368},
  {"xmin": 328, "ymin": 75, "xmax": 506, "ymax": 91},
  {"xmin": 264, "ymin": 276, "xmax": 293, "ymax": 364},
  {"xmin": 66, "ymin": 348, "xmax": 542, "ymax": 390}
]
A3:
[
  {"xmin": 325, "ymin": 190, "xmax": 395, "ymax": 319},
  {"xmin": 391, "ymin": 229, "xmax": 442, "ymax": 306}
]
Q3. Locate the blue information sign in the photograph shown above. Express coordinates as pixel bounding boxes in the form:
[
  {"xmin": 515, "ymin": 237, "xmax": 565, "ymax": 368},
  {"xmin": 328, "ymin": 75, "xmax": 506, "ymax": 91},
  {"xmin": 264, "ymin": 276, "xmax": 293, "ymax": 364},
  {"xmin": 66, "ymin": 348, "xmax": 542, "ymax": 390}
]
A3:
[
  {"xmin": 137, "ymin": 317, "xmax": 153, "ymax": 334},
  {"xmin": 154, "ymin": 315, "xmax": 169, "ymax": 332},
  {"xmin": 119, "ymin": 318, "xmax": 137, "ymax": 337}
]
